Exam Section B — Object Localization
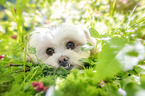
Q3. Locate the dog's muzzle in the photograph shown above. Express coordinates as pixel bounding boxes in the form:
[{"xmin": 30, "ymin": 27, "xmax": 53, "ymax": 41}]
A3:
[
  {"xmin": 58, "ymin": 56, "xmax": 69, "ymax": 67},
  {"xmin": 58, "ymin": 56, "xmax": 74, "ymax": 70}
]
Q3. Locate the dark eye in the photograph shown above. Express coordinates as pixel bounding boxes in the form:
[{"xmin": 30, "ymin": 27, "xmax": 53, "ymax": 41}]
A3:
[
  {"xmin": 66, "ymin": 41, "xmax": 75, "ymax": 49},
  {"xmin": 46, "ymin": 48, "xmax": 54, "ymax": 55}
]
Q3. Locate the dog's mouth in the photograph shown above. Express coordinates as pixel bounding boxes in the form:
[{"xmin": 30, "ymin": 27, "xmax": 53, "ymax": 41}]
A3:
[
  {"xmin": 61, "ymin": 64, "xmax": 74, "ymax": 70},
  {"xmin": 58, "ymin": 56, "xmax": 74, "ymax": 70}
]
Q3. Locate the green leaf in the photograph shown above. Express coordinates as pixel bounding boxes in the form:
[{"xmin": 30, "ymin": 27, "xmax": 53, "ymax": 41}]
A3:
[
  {"xmin": 125, "ymin": 83, "xmax": 142, "ymax": 96},
  {"xmin": 80, "ymin": 58, "xmax": 91, "ymax": 63},
  {"xmin": 56, "ymin": 67, "xmax": 69, "ymax": 76},
  {"xmin": 28, "ymin": 47, "xmax": 37, "ymax": 54},
  {"xmin": 133, "ymin": 65, "xmax": 145, "ymax": 74},
  {"xmin": 0, "ymin": 72, "xmax": 14, "ymax": 84},
  {"xmin": 26, "ymin": 62, "xmax": 33, "ymax": 67},
  {"xmin": 93, "ymin": 37, "xmax": 128, "ymax": 83},
  {"xmin": 140, "ymin": 75, "xmax": 145, "ymax": 89},
  {"xmin": 105, "ymin": 84, "xmax": 121, "ymax": 96},
  {"xmin": 89, "ymin": 28, "xmax": 99, "ymax": 38},
  {"xmin": 81, "ymin": 43, "xmax": 95, "ymax": 52},
  {"xmin": 121, "ymin": 75, "xmax": 140, "ymax": 89}
]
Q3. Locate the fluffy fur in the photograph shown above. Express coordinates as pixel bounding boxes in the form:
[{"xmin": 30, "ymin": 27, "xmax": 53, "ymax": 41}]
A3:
[{"xmin": 27, "ymin": 23, "xmax": 96, "ymax": 69}]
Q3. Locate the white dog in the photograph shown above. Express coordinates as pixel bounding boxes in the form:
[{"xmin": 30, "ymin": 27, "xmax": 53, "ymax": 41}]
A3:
[{"xmin": 27, "ymin": 23, "xmax": 96, "ymax": 70}]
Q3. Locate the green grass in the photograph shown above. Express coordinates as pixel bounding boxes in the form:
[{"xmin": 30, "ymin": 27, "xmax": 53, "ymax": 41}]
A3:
[{"xmin": 0, "ymin": 0, "xmax": 145, "ymax": 96}]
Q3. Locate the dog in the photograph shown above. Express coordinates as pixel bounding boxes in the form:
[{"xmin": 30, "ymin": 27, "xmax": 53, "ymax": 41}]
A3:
[{"xmin": 27, "ymin": 23, "xmax": 96, "ymax": 70}]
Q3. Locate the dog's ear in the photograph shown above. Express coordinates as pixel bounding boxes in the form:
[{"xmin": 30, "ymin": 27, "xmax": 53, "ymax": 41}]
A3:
[{"xmin": 83, "ymin": 29, "xmax": 96, "ymax": 54}]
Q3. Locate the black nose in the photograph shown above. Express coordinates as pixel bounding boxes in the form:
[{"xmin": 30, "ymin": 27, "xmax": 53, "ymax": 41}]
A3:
[{"xmin": 58, "ymin": 56, "xmax": 69, "ymax": 67}]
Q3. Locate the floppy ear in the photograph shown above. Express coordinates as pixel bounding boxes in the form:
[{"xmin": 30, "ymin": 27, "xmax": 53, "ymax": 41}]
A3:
[{"xmin": 83, "ymin": 29, "xmax": 96, "ymax": 54}]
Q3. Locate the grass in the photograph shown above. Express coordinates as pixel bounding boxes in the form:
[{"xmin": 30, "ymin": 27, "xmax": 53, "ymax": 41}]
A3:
[{"xmin": 0, "ymin": 0, "xmax": 145, "ymax": 96}]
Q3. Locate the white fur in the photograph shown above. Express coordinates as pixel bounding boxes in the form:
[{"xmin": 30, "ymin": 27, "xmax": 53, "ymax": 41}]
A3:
[{"xmin": 27, "ymin": 23, "xmax": 96, "ymax": 69}]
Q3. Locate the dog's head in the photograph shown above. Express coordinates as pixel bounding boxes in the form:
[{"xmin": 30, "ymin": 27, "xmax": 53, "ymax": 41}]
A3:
[{"xmin": 28, "ymin": 23, "xmax": 96, "ymax": 70}]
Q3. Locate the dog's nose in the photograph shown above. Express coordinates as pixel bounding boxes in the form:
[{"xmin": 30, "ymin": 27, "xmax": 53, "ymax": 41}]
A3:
[{"xmin": 58, "ymin": 56, "xmax": 69, "ymax": 67}]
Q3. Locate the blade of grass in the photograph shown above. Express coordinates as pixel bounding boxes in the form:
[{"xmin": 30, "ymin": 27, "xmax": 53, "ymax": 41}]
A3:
[
  {"xmin": 110, "ymin": 0, "xmax": 116, "ymax": 16},
  {"xmin": 11, "ymin": 0, "xmax": 28, "ymax": 89},
  {"xmin": 126, "ymin": 5, "xmax": 137, "ymax": 29}
]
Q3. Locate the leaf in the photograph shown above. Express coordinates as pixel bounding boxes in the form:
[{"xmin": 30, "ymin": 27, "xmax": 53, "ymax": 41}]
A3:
[
  {"xmin": 133, "ymin": 65, "xmax": 145, "ymax": 74},
  {"xmin": 80, "ymin": 58, "xmax": 95, "ymax": 67},
  {"xmin": 93, "ymin": 37, "xmax": 144, "ymax": 83},
  {"xmin": 0, "ymin": 72, "xmax": 14, "ymax": 84},
  {"xmin": 125, "ymin": 83, "xmax": 142, "ymax": 96},
  {"xmin": 93, "ymin": 37, "xmax": 128, "ymax": 83},
  {"xmin": 140, "ymin": 75, "xmax": 145, "ymax": 89},
  {"xmin": 105, "ymin": 84, "xmax": 121, "ymax": 96},
  {"xmin": 80, "ymin": 58, "xmax": 91, "ymax": 63},
  {"xmin": 56, "ymin": 67, "xmax": 70, "ymax": 76},
  {"xmin": 28, "ymin": 47, "xmax": 37, "ymax": 54},
  {"xmin": 89, "ymin": 28, "xmax": 99, "ymax": 38},
  {"xmin": 26, "ymin": 62, "xmax": 33, "ymax": 67},
  {"xmin": 81, "ymin": 43, "xmax": 95, "ymax": 52},
  {"xmin": 121, "ymin": 75, "xmax": 140, "ymax": 89}
]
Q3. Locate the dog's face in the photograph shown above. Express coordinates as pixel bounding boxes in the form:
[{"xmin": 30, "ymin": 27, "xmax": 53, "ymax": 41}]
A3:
[{"xmin": 28, "ymin": 23, "xmax": 96, "ymax": 70}]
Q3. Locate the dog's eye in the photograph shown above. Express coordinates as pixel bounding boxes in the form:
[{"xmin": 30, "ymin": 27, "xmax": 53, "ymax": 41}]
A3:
[
  {"xmin": 46, "ymin": 48, "xmax": 54, "ymax": 55},
  {"xmin": 66, "ymin": 41, "xmax": 75, "ymax": 49}
]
